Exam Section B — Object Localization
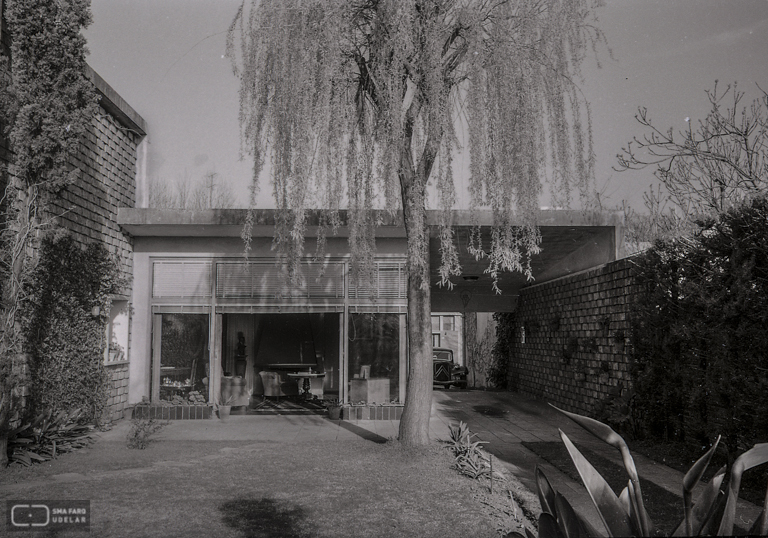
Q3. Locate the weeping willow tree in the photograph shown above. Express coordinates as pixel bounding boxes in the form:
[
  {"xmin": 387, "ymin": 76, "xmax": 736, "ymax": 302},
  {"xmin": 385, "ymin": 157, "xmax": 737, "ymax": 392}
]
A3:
[{"xmin": 228, "ymin": 0, "xmax": 603, "ymax": 445}]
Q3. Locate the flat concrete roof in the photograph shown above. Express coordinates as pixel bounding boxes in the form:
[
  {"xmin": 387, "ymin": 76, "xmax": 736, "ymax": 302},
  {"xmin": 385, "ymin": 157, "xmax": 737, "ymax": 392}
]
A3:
[
  {"xmin": 85, "ymin": 65, "xmax": 147, "ymax": 137},
  {"xmin": 118, "ymin": 208, "xmax": 622, "ymax": 312},
  {"xmin": 117, "ymin": 208, "xmax": 621, "ymax": 237}
]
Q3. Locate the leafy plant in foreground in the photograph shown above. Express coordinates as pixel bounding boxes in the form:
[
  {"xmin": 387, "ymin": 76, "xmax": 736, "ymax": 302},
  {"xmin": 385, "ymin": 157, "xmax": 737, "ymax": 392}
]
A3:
[
  {"xmin": 126, "ymin": 418, "xmax": 168, "ymax": 450},
  {"xmin": 508, "ymin": 406, "xmax": 768, "ymax": 537},
  {"xmin": 7, "ymin": 408, "xmax": 94, "ymax": 466},
  {"xmin": 447, "ymin": 422, "xmax": 504, "ymax": 482}
]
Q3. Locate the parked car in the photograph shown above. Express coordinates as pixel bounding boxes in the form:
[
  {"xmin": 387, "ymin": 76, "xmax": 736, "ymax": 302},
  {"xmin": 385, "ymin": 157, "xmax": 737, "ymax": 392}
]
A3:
[{"xmin": 432, "ymin": 348, "xmax": 468, "ymax": 388}]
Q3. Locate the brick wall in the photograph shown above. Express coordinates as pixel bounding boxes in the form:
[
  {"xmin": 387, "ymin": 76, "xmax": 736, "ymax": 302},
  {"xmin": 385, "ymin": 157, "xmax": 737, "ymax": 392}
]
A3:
[
  {"xmin": 48, "ymin": 108, "xmax": 138, "ymax": 284},
  {"xmin": 1, "ymin": 35, "xmax": 144, "ymax": 421},
  {"xmin": 105, "ymin": 363, "xmax": 130, "ymax": 422},
  {"xmin": 508, "ymin": 257, "xmax": 638, "ymax": 416}
]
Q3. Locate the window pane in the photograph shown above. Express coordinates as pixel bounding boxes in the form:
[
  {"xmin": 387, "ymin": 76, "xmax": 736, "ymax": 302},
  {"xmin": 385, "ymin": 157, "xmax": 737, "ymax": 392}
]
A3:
[
  {"xmin": 160, "ymin": 314, "xmax": 209, "ymax": 403},
  {"xmin": 431, "ymin": 316, "xmax": 440, "ymax": 332},
  {"xmin": 442, "ymin": 315, "xmax": 454, "ymax": 331},
  {"xmin": 348, "ymin": 313, "xmax": 400, "ymax": 403}
]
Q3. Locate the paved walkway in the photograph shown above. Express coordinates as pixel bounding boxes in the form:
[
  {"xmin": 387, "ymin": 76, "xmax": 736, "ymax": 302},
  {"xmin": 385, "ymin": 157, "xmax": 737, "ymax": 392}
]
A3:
[{"xmin": 431, "ymin": 389, "xmax": 762, "ymax": 532}]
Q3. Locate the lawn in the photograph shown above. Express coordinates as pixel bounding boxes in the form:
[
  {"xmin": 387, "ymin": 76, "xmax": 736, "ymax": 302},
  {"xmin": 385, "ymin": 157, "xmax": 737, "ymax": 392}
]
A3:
[{"xmin": 1, "ymin": 424, "xmax": 525, "ymax": 537}]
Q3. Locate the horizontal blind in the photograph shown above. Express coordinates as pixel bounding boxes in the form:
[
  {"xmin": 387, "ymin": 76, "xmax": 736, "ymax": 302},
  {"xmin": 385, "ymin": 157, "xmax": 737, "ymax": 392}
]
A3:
[
  {"xmin": 349, "ymin": 261, "xmax": 406, "ymax": 299},
  {"xmin": 216, "ymin": 261, "xmax": 344, "ymax": 299},
  {"xmin": 153, "ymin": 261, "xmax": 212, "ymax": 298}
]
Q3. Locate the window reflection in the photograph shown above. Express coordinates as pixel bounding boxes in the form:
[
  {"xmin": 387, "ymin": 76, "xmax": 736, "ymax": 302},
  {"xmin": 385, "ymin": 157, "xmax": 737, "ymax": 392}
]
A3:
[
  {"xmin": 348, "ymin": 313, "xmax": 399, "ymax": 403},
  {"xmin": 160, "ymin": 314, "xmax": 209, "ymax": 403}
]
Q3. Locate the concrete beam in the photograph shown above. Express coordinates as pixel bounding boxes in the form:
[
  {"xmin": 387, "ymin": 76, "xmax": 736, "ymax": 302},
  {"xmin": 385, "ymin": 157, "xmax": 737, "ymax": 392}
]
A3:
[{"xmin": 85, "ymin": 65, "xmax": 147, "ymax": 137}]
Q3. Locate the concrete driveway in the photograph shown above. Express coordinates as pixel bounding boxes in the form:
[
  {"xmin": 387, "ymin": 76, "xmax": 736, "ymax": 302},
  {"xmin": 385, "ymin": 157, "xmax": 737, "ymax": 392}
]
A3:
[
  {"xmin": 429, "ymin": 389, "xmax": 762, "ymax": 533},
  {"xmin": 431, "ymin": 389, "xmax": 607, "ymax": 525}
]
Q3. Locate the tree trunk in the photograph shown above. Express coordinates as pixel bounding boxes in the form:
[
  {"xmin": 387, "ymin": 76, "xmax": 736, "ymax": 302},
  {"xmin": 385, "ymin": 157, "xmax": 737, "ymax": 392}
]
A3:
[
  {"xmin": 398, "ymin": 179, "xmax": 433, "ymax": 446},
  {"xmin": 0, "ymin": 182, "xmax": 35, "ymax": 434}
]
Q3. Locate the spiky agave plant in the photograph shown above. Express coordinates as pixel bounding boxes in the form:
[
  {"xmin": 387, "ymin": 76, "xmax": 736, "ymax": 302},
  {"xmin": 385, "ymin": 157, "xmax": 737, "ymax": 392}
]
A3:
[{"xmin": 508, "ymin": 406, "xmax": 768, "ymax": 537}]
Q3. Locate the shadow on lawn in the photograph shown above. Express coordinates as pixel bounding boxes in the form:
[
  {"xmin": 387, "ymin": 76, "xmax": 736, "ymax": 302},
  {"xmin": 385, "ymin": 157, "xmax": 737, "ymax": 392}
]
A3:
[
  {"xmin": 220, "ymin": 497, "xmax": 311, "ymax": 538},
  {"xmin": 336, "ymin": 420, "xmax": 388, "ymax": 443}
]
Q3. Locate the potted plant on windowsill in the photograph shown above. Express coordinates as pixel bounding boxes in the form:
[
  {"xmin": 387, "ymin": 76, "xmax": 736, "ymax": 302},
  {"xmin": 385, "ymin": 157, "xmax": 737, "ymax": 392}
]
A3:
[
  {"xmin": 217, "ymin": 395, "xmax": 234, "ymax": 421},
  {"xmin": 324, "ymin": 398, "xmax": 342, "ymax": 420}
]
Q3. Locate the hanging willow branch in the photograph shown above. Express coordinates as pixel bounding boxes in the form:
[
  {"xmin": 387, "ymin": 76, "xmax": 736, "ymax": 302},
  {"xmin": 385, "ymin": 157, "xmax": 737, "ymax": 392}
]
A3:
[{"xmin": 227, "ymin": 0, "xmax": 604, "ymax": 289}]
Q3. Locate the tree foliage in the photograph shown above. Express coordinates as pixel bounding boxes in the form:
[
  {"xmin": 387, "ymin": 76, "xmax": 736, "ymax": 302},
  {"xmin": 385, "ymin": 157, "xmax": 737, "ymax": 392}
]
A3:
[
  {"xmin": 228, "ymin": 0, "xmax": 604, "ymax": 444},
  {"xmin": 2, "ymin": 0, "xmax": 97, "ymax": 193},
  {"xmin": 228, "ymin": 0, "xmax": 602, "ymax": 283},
  {"xmin": 22, "ymin": 231, "xmax": 122, "ymax": 422},
  {"xmin": 630, "ymin": 197, "xmax": 768, "ymax": 456},
  {"xmin": 148, "ymin": 171, "xmax": 236, "ymax": 209},
  {"xmin": 617, "ymin": 82, "xmax": 768, "ymax": 228},
  {"xmin": 0, "ymin": 0, "xmax": 97, "ymax": 428}
]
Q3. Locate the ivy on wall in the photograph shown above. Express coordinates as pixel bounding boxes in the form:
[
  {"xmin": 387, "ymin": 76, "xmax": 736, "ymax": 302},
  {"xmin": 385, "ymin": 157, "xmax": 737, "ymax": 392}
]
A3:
[
  {"xmin": 631, "ymin": 197, "xmax": 768, "ymax": 456},
  {"xmin": 21, "ymin": 231, "xmax": 122, "ymax": 422},
  {"xmin": 489, "ymin": 312, "xmax": 515, "ymax": 389},
  {"xmin": 0, "ymin": 0, "xmax": 98, "ymax": 431}
]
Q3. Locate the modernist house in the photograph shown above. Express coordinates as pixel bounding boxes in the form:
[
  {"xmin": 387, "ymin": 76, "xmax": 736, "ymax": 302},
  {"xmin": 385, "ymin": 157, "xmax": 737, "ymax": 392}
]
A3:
[
  {"xmin": 1, "ymin": 7, "xmax": 622, "ymax": 418},
  {"xmin": 117, "ymin": 208, "xmax": 621, "ymax": 412}
]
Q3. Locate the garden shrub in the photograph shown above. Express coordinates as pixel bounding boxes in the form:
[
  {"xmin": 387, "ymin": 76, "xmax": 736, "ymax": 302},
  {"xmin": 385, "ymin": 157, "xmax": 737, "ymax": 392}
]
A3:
[
  {"xmin": 126, "ymin": 418, "xmax": 167, "ymax": 450},
  {"xmin": 21, "ymin": 231, "xmax": 122, "ymax": 424},
  {"xmin": 631, "ymin": 197, "xmax": 768, "ymax": 458},
  {"xmin": 7, "ymin": 408, "xmax": 94, "ymax": 466}
]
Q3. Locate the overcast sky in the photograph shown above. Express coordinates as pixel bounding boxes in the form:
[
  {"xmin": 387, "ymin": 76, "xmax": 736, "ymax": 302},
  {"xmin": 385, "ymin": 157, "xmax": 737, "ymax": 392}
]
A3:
[{"xmin": 83, "ymin": 0, "xmax": 768, "ymax": 212}]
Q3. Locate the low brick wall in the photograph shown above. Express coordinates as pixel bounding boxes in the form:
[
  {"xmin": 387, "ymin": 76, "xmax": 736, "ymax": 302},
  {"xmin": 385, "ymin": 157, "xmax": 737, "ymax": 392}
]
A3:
[
  {"xmin": 343, "ymin": 404, "xmax": 404, "ymax": 421},
  {"xmin": 104, "ymin": 363, "xmax": 130, "ymax": 422},
  {"xmin": 132, "ymin": 404, "xmax": 212, "ymax": 420},
  {"xmin": 508, "ymin": 257, "xmax": 639, "ymax": 416}
]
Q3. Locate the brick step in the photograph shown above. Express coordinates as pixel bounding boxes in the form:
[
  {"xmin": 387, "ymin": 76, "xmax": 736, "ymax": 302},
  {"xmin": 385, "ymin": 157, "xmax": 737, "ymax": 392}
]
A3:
[
  {"xmin": 344, "ymin": 405, "xmax": 403, "ymax": 421},
  {"xmin": 132, "ymin": 404, "xmax": 211, "ymax": 420}
]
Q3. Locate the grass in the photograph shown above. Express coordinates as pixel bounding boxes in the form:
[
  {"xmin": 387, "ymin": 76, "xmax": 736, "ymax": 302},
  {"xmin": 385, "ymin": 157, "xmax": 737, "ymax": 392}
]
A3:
[
  {"xmin": 522, "ymin": 441, "xmax": 686, "ymax": 535},
  {"xmin": 1, "ymin": 426, "xmax": 506, "ymax": 537}
]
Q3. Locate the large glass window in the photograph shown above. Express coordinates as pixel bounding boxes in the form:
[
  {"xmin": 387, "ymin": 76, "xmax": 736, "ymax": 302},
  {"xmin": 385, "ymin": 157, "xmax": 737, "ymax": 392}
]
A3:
[
  {"xmin": 347, "ymin": 313, "xmax": 400, "ymax": 403},
  {"xmin": 159, "ymin": 314, "xmax": 210, "ymax": 403}
]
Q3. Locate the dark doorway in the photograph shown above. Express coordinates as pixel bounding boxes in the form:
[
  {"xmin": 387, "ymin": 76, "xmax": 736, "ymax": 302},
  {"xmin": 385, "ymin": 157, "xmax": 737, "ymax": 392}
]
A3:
[{"xmin": 223, "ymin": 313, "xmax": 341, "ymax": 402}]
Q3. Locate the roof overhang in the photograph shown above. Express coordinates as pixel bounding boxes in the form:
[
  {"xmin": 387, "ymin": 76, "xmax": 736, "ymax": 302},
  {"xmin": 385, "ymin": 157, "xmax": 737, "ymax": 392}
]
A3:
[
  {"xmin": 85, "ymin": 65, "xmax": 147, "ymax": 137},
  {"xmin": 118, "ymin": 208, "xmax": 622, "ymax": 312},
  {"xmin": 429, "ymin": 224, "xmax": 619, "ymax": 312}
]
